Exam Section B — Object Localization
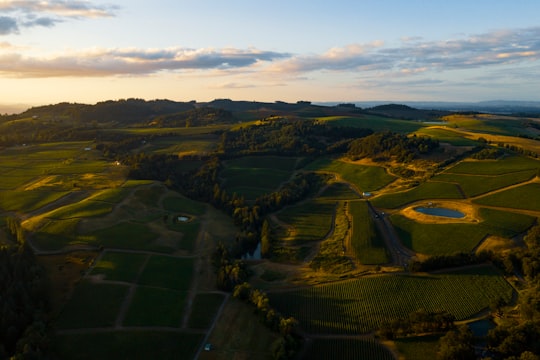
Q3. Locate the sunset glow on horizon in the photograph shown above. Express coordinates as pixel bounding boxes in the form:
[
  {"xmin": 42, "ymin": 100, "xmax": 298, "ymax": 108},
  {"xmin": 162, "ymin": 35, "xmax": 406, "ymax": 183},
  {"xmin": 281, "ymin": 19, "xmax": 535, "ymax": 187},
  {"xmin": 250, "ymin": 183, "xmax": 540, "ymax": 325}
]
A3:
[{"xmin": 1, "ymin": 0, "xmax": 540, "ymax": 112}]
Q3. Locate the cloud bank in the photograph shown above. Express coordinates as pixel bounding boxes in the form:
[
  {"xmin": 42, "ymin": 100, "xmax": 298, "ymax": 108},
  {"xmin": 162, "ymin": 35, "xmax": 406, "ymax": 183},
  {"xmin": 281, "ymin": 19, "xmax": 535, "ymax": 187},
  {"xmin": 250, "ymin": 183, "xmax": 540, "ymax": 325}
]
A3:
[
  {"xmin": 0, "ymin": 26, "xmax": 538, "ymax": 80},
  {"xmin": 0, "ymin": 0, "xmax": 116, "ymax": 34}
]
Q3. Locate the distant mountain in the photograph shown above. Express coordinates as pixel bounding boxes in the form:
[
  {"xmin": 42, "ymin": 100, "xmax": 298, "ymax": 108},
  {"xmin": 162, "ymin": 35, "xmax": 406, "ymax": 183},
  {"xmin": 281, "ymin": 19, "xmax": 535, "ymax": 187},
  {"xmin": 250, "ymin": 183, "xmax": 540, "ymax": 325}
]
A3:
[{"xmin": 316, "ymin": 100, "xmax": 540, "ymax": 114}]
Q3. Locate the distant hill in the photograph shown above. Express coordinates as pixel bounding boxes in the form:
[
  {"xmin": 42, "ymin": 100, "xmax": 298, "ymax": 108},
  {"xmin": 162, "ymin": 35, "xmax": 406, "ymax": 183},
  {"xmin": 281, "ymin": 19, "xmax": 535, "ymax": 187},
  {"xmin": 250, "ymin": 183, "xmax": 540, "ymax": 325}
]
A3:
[{"xmin": 365, "ymin": 104, "xmax": 450, "ymax": 120}]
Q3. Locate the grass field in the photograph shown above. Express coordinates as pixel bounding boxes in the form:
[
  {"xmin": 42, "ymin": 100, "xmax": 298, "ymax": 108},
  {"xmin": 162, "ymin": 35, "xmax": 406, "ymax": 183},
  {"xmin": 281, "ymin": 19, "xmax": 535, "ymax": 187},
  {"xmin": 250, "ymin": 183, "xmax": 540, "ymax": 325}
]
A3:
[
  {"xmin": 395, "ymin": 335, "xmax": 442, "ymax": 360},
  {"xmin": 53, "ymin": 331, "xmax": 204, "ymax": 360},
  {"xmin": 432, "ymin": 170, "xmax": 536, "ymax": 197},
  {"xmin": 415, "ymin": 127, "xmax": 480, "ymax": 146},
  {"xmin": 55, "ymin": 281, "xmax": 129, "ymax": 329},
  {"xmin": 221, "ymin": 156, "xmax": 298, "ymax": 200},
  {"xmin": 474, "ymin": 182, "xmax": 540, "ymax": 211},
  {"xmin": 305, "ymin": 158, "xmax": 395, "ymax": 192},
  {"xmin": 162, "ymin": 194, "xmax": 207, "ymax": 216},
  {"xmin": 390, "ymin": 206, "xmax": 535, "ymax": 255},
  {"xmin": 304, "ymin": 338, "xmax": 395, "ymax": 360},
  {"xmin": 187, "ymin": 292, "xmax": 226, "ymax": 329},
  {"xmin": 123, "ymin": 287, "xmax": 187, "ymax": 327},
  {"xmin": 372, "ymin": 181, "xmax": 464, "ymax": 209},
  {"xmin": 391, "ymin": 215, "xmax": 487, "ymax": 255},
  {"xmin": 199, "ymin": 297, "xmax": 278, "ymax": 360},
  {"xmin": 350, "ymin": 201, "xmax": 389, "ymax": 264},
  {"xmin": 445, "ymin": 156, "xmax": 540, "ymax": 175},
  {"xmin": 137, "ymin": 255, "xmax": 194, "ymax": 291},
  {"xmin": 318, "ymin": 115, "xmax": 426, "ymax": 133},
  {"xmin": 319, "ymin": 182, "xmax": 361, "ymax": 200},
  {"xmin": 275, "ymin": 200, "xmax": 335, "ymax": 243},
  {"xmin": 0, "ymin": 190, "xmax": 69, "ymax": 212},
  {"xmin": 90, "ymin": 251, "xmax": 148, "ymax": 282},
  {"xmin": 268, "ymin": 265, "xmax": 513, "ymax": 334}
]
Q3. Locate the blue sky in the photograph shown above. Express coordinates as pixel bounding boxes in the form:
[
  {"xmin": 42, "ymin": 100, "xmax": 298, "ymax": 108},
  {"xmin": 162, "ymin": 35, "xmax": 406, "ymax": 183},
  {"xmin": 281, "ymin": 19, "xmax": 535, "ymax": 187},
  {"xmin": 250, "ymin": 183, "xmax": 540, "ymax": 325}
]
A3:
[{"xmin": 1, "ymin": 0, "xmax": 539, "ymax": 111}]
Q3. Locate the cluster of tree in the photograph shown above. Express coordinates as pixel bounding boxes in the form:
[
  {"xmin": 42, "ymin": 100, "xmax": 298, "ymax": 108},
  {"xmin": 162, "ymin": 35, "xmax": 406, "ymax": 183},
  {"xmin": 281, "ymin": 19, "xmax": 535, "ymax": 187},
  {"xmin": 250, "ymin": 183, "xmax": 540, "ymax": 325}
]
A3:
[
  {"xmin": 219, "ymin": 119, "xmax": 372, "ymax": 156},
  {"xmin": 150, "ymin": 107, "xmax": 235, "ymax": 127},
  {"xmin": 409, "ymin": 251, "xmax": 492, "ymax": 272},
  {"xmin": 212, "ymin": 243, "xmax": 251, "ymax": 291},
  {"xmin": 437, "ymin": 326, "xmax": 476, "ymax": 360},
  {"xmin": 378, "ymin": 309, "xmax": 455, "ymax": 340},
  {"xmin": 471, "ymin": 147, "xmax": 506, "ymax": 160},
  {"xmin": 347, "ymin": 131, "xmax": 439, "ymax": 162},
  {"xmin": 484, "ymin": 225, "xmax": 540, "ymax": 359},
  {"xmin": 0, "ymin": 243, "xmax": 50, "ymax": 359},
  {"xmin": 233, "ymin": 282, "xmax": 302, "ymax": 360}
]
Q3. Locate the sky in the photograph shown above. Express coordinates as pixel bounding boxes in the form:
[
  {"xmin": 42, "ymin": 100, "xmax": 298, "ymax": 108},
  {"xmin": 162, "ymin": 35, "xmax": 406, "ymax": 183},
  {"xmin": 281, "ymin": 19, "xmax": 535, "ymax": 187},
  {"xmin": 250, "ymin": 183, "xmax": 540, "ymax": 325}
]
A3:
[{"xmin": 1, "ymin": 0, "xmax": 540, "ymax": 112}]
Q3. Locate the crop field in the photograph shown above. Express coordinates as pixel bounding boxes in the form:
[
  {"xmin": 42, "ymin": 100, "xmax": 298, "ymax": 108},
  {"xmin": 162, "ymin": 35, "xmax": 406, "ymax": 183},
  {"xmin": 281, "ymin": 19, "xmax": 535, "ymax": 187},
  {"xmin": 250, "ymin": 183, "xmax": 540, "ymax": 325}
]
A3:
[
  {"xmin": 384, "ymin": 207, "xmax": 535, "ymax": 256},
  {"xmin": 137, "ymin": 255, "xmax": 194, "ymax": 291},
  {"xmin": 221, "ymin": 156, "xmax": 298, "ymax": 199},
  {"xmin": 391, "ymin": 214, "xmax": 492, "ymax": 255},
  {"xmin": 0, "ymin": 190, "xmax": 69, "ymax": 212},
  {"xmin": 394, "ymin": 335, "xmax": 441, "ymax": 360},
  {"xmin": 317, "ymin": 115, "xmax": 426, "ymax": 133},
  {"xmin": 268, "ymin": 265, "xmax": 513, "ymax": 334},
  {"xmin": 46, "ymin": 198, "xmax": 114, "ymax": 220},
  {"xmin": 275, "ymin": 200, "xmax": 335, "ymax": 243},
  {"xmin": 55, "ymin": 281, "xmax": 129, "ymax": 329},
  {"xmin": 414, "ymin": 127, "xmax": 480, "ymax": 146},
  {"xmin": 162, "ymin": 194, "xmax": 207, "ymax": 216},
  {"xmin": 187, "ymin": 293, "xmax": 226, "ymax": 329},
  {"xmin": 445, "ymin": 156, "xmax": 540, "ymax": 175},
  {"xmin": 199, "ymin": 297, "xmax": 278, "ymax": 360},
  {"xmin": 441, "ymin": 114, "xmax": 536, "ymax": 136},
  {"xmin": 432, "ymin": 170, "xmax": 536, "ymax": 197},
  {"xmin": 90, "ymin": 251, "xmax": 148, "ymax": 282},
  {"xmin": 349, "ymin": 200, "xmax": 389, "ymax": 264},
  {"xmin": 143, "ymin": 134, "xmax": 219, "ymax": 155},
  {"xmin": 304, "ymin": 338, "xmax": 395, "ymax": 360},
  {"xmin": 123, "ymin": 287, "xmax": 187, "ymax": 327},
  {"xmin": 319, "ymin": 182, "xmax": 360, "ymax": 200},
  {"xmin": 372, "ymin": 181, "xmax": 464, "ymax": 209},
  {"xmin": 305, "ymin": 158, "xmax": 395, "ymax": 192},
  {"xmin": 86, "ymin": 222, "xmax": 165, "ymax": 252},
  {"xmin": 53, "ymin": 331, "xmax": 204, "ymax": 360},
  {"xmin": 474, "ymin": 182, "xmax": 540, "ymax": 211}
]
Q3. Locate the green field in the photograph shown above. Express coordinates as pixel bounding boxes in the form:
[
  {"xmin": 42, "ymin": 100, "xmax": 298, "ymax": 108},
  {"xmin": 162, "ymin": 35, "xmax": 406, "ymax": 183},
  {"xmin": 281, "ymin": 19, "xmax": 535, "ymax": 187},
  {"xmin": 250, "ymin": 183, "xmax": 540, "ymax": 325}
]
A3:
[
  {"xmin": 221, "ymin": 156, "xmax": 298, "ymax": 199},
  {"xmin": 90, "ymin": 251, "xmax": 148, "ymax": 282},
  {"xmin": 415, "ymin": 127, "xmax": 480, "ymax": 146},
  {"xmin": 372, "ymin": 181, "xmax": 464, "ymax": 209},
  {"xmin": 318, "ymin": 115, "xmax": 426, "ymax": 133},
  {"xmin": 268, "ymin": 265, "xmax": 513, "ymax": 334},
  {"xmin": 304, "ymin": 338, "xmax": 394, "ymax": 360},
  {"xmin": 432, "ymin": 170, "xmax": 536, "ymax": 197},
  {"xmin": 395, "ymin": 335, "xmax": 442, "ymax": 360},
  {"xmin": 390, "ymin": 215, "xmax": 488, "ymax": 255},
  {"xmin": 55, "ymin": 281, "xmax": 129, "ymax": 329},
  {"xmin": 474, "ymin": 182, "xmax": 540, "ymax": 211},
  {"xmin": 162, "ymin": 194, "xmax": 207, "ymax": 216},
  {"xmin": 0, "ymin": 190, "xmax": 69, "ymax": 212},
  {"xmin": 137, "ymin": 255, "xmax": 194, "ymax": 291},
  {"xmin": 350, "ymin": 201, "xmax": 389, "ymax": 264},
  {"xmin": 275, "ymin": 200, "xmax": 335, "ymax": 243},
  {"xmin": 187, "ymin": 293, "xmax": 226, "ymax": 329},
  {"xmin": 319, "ymin": 182, "xmax": 361, "ymax": 200},
  {"xmin": 305, "ymin": 158, "xmax": 395, "ymax": 192},
  {"xmin": 445, "ymin": 156, "xmax": 540, "ymax": 175},
  {"xmin": 123, "ymin": 287, "xmax": 187, "ymax": 327},
  {"xmin": 53, "ymin": 331, "xmax": 204, "ymax": 360}
]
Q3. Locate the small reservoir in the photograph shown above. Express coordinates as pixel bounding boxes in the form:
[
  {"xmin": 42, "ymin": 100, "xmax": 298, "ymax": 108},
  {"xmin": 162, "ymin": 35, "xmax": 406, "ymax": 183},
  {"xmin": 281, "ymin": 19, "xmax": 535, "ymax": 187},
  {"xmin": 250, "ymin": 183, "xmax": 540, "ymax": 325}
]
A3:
[{"xmin": 414, "ymin": 207, "xmax": 465, "ymax": 218}]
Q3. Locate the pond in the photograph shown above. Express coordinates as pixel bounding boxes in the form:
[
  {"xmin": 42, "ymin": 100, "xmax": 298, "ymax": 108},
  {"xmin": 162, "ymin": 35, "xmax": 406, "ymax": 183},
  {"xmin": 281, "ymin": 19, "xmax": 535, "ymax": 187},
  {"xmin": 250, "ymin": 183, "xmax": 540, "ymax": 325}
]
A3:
[
  {"xmin": 414, "ymin": 206, "xmax": 465, "ymax": 218},
  {"xmin": 177, "ymin": 216, "xmax": 190, "ymax": 222},
  {"xmin": 242, "ymin": 242, "xmax": 262, "ymax": 260}
]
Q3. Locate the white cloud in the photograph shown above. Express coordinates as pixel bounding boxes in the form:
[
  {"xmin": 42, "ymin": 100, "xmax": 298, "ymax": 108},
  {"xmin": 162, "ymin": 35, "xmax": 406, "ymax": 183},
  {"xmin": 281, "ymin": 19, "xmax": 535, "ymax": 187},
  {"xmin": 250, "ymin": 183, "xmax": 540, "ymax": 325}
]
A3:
[{"xmin": 0, "ymin": 0, "xmax": 117, "ymax": 34}]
